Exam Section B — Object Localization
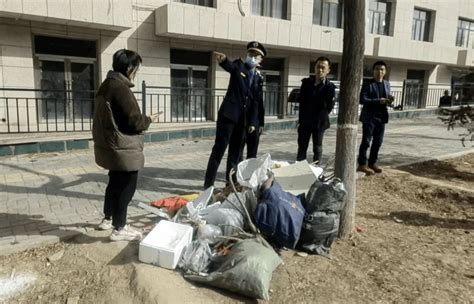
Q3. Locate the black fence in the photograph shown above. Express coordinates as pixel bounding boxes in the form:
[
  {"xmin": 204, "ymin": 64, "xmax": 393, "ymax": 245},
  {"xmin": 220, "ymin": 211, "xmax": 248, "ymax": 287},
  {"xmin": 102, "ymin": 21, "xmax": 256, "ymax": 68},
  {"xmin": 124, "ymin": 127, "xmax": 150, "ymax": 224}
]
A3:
[{"xmin": 0, "ymin": 81, "xmax": 471, "ymax": 134}]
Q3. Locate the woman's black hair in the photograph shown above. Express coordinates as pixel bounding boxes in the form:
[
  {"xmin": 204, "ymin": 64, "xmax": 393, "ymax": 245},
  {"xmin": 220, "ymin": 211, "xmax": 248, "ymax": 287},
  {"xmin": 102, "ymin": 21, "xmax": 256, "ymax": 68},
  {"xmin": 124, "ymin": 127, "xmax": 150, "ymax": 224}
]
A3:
[{"xmin": 112, "ymin": 49, "xmax": 142, "ymax": 78}]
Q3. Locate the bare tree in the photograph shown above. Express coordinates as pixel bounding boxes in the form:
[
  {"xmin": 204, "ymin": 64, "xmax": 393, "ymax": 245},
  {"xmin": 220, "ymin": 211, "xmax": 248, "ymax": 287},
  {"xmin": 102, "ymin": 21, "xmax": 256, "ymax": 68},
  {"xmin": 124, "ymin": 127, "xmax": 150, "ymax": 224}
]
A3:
[
  {"xmin": 439, "ymin": 105, "xmax": 474, "ymax": 146},
  {"xmin": 335, "ymin": 0, "xmax": 366, "ymax": 238}
]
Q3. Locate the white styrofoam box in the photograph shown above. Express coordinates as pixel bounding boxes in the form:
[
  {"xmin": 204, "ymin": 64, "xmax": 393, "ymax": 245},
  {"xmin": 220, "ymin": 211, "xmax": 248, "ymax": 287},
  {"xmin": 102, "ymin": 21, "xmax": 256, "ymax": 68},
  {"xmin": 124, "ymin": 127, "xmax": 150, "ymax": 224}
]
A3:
[{"xmin": 139, "ymin": 220, "xmax": 193, "ymax": 270}]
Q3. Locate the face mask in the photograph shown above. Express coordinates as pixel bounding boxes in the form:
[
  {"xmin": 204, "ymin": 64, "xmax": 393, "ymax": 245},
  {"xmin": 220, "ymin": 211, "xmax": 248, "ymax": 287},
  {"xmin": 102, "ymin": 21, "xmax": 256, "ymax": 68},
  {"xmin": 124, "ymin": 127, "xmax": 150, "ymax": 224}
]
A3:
[{"xmin": 245, "ymin": 56, "xmax": 258, "ymax": 68}]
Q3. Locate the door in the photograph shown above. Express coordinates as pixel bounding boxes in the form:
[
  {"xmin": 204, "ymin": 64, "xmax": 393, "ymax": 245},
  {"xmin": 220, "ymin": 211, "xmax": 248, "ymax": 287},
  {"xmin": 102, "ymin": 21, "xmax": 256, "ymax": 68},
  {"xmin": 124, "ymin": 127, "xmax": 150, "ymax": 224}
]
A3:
[
  {"xmin": 38, "ymin": 57, "xmax": 96, "ymax": 121},
  {"xmin": 39, "ymin": 60, "xmax": 67, "ymax": 121},
  {"xmin": 261, "ymin": 72, "xmax": 282, "ymax": 116},
  {"xmin": 405, "ymin": 69, "xmax": 425, "ymax": 109},
  {"xmin": 171, "ymin": 65, "xmax": 209, "ymax": 122}
]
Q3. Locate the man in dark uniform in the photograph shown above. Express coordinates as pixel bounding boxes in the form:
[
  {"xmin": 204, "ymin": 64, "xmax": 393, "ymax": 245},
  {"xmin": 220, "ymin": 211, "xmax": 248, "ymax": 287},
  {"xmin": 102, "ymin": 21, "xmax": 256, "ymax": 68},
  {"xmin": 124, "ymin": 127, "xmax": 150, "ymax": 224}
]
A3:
[
  {"xmin": 357, "ymin": 60, "xmax": 393, "ymax": 175},
  {"xmin": 241, "ymin": 67, "xmax": 264, "ymax": 159},
  {"xmin": 204, "ymin": 41, "xmax": 267, "ymax": 188},
  {"xmin": 296, "ymin": 56, "xmax": 336, "ymax": 163}
]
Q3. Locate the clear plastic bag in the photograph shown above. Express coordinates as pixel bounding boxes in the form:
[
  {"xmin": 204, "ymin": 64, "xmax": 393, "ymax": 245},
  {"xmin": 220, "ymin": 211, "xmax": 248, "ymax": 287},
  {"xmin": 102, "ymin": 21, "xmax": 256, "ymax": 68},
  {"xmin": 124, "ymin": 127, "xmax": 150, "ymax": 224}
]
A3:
[
  {"xmin": 178, "ymin": 240, "xmax": 213, "ymax": 274},
  {"xmin": 203, "ymin": 208, "xmax": 244, "ymax": 236},
  {"xmin": 197, "ymin": 224, "xmax": 223, "ymax": 244}
]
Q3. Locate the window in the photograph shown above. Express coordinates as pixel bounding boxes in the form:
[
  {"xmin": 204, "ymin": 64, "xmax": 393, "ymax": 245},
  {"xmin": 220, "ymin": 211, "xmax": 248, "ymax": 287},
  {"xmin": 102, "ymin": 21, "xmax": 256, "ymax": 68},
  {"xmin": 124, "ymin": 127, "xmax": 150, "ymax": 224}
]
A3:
[
  {"xmin": 412, "ymin": 8, "xmax": 432, "ymax": 41},
  {"xmin": 251, "ymin": 0, "xmax": 288, "ymax": 20},
  {"xmin": 313, "ymin": 0, "xmax": 343, "ymax": 28},
  {"xmin": 175, "ymin": 0, "xmax": 214, "ymax": 7},
  {"xmin": 368, "ymin": 0, "xmax": 391, "ymax": 35},
  {"xmin": 456, "ymin": 18, "xmax": 474, "ymax": 47}
]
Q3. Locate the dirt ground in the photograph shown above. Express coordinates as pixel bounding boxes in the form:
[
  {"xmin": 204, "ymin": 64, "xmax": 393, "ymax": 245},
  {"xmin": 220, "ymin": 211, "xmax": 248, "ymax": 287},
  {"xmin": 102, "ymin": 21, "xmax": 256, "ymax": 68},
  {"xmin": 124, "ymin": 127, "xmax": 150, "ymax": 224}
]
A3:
[{"xmin": 1, "ymin": 154, "xmax": 473, "ymax": 304}]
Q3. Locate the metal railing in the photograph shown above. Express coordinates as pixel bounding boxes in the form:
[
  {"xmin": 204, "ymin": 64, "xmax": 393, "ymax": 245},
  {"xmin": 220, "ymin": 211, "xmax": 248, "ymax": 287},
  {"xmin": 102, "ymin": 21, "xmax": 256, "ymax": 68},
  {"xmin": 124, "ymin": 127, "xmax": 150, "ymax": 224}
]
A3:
[{"xmin": 1, "ymin": 81, "xmax": 471, "ymax": 134}]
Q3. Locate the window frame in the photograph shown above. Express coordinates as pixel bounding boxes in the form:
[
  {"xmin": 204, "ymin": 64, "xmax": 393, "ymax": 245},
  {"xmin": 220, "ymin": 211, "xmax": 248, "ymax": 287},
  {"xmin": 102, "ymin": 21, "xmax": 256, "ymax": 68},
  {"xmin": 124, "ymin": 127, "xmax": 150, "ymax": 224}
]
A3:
[
  {"xmin": 368, "ymin": 0, "xmax": 391, "ymax": 36},
  {"xmin": 251, "ymin": 0, "xmax": 288, "ymax": 20},
  {"xmin": 313, "ymin": 0, "xmax": 344, "ymax": 29},
  {"xmin": 456, "ymin": 18, "xmax": 474, "ymax": 48},
  {"xmin": 412, "ymin": 8, "xmax": 432, "ymax": 42},
  {"xmin": 174, "ymin": 0, "xmax": 215, "ymax": 8}
]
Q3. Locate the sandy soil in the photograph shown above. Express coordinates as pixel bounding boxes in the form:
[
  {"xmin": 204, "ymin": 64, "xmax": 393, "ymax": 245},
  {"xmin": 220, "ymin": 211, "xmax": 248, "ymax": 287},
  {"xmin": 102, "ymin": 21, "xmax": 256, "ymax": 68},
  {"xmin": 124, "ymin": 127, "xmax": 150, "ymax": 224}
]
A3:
[{"xmin": 1, "ymin": 154, "xmax": 473, "ymax": 304}]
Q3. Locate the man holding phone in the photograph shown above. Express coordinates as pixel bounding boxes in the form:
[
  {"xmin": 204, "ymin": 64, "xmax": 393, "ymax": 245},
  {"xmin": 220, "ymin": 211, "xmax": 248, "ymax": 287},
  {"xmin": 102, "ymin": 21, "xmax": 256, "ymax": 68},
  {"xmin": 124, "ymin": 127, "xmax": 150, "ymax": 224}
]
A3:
[{"xmin": 357, "ymin": 60, "xmax": 393, "ymax": 175}]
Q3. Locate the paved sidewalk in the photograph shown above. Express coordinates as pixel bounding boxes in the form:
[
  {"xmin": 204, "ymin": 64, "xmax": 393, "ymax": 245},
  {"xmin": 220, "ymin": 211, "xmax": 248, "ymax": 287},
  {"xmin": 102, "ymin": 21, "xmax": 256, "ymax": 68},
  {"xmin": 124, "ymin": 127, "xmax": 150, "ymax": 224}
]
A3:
[{"xmin": 0, "ymin": 117, "xmax": 472, "ymax": 255}]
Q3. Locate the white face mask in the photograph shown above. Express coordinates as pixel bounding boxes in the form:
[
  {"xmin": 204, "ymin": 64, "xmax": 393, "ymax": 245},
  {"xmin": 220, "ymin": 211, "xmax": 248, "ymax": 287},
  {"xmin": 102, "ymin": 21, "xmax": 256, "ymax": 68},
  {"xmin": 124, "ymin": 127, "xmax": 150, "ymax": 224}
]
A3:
[{"xmin": 245, "ymin": 56, "xmax": 258, "ymax": 68}]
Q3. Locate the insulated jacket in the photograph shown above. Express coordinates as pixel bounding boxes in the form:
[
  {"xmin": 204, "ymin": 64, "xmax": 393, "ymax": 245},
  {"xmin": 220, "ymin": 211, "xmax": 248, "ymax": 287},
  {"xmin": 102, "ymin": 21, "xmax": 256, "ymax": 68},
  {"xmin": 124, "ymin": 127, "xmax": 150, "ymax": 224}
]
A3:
[
  {"xmin": 92, "ymin": 71, "xmax": 151, "ymax": 171},
  {"xmin": 297, "ymin": 77, "xmax": 336, "ymax": 130},
  {"xmin": 217, "ymin": 58, "xmax": 262, "ymax": 128},
  {"xmin": 359, "ymin": 79, "xmax": 391, "ymax": 124}
]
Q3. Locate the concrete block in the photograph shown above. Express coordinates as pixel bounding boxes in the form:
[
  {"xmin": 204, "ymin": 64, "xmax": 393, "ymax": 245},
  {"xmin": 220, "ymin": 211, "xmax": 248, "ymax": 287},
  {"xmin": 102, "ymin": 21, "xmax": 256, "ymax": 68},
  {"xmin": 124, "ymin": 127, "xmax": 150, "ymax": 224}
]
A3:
[
  {"xmin": 39, "ymin": 141, "xmax": 65, "ymax": 153},
  {"xmin": 14, "ymin": 143, "xmax": 39, "ymax": 155},
  {"xmin": 184, "ymin": 6, "xmax": 200, "ymax": 36},
  {"xmin": 47, "ymin": 0, "xmax": 71, "ymax": 22},
  {"xmin": 199, "ymin": 8, "xmax": 215, "ymax": 38}
]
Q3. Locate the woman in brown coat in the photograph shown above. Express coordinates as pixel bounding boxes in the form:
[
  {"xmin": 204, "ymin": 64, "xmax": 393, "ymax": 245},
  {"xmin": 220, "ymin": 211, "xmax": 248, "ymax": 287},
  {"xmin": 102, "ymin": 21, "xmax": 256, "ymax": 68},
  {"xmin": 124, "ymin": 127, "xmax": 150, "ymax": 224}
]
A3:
[{"xmin": 93, "ymin": 49, "xmax": 158, "ymax": 241}]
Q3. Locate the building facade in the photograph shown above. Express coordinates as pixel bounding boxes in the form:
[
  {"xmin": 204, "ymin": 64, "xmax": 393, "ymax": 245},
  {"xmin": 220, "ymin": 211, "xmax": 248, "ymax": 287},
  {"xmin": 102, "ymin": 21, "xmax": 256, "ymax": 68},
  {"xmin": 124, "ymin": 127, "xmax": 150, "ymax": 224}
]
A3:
[{"xmin": 0, "ymin": 0, "xmax": 473, "ymax": 131}]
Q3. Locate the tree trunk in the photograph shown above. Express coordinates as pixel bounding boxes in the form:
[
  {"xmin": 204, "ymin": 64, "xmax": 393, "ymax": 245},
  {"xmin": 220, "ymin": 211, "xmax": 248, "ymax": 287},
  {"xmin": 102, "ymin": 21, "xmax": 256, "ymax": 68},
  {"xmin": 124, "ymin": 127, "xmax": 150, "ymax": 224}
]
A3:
[{"xmin": 336, "ymin": 0, "xmax": 365, "ymax": 238}]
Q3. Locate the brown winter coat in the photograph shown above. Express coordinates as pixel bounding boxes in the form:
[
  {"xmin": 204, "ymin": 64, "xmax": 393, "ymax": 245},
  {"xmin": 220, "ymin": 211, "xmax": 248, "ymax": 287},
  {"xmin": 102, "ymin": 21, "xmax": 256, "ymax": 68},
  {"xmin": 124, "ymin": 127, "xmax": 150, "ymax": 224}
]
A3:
[{"xmin": 92, "ymin": 71, "xmax": 151, "ymax": 171}]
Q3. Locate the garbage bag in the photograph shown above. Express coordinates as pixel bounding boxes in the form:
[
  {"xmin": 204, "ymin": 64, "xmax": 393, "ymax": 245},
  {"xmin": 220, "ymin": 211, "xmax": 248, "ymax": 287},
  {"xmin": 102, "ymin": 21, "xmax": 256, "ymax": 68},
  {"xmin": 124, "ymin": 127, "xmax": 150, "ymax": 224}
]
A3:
[
  {"xmin": 299, "ymin": 179, "xmax": 346, "ymax": 256},
  {"xmin": 203, "ymin": 208, "xmax": 244, "ymax": 236},
  {"xmin": 305, "ymin": 179, "xmax": 346, "ymax": 213},
  {"xmin": 236, "ymin": 153, "xmax": 272, "ymax": 190},
  {"xmin": 178, "ymin": 240, "xmax": 213, "ymax": 274},
  {"xmin": 185, "ymin": 240, "xmax": 281, "ymax": 300},
  {"xmin": 255, "ymin": 180, "xmax": 305, "ymax": 249},
  {"xmin": 298, "ymin": 212, "xmax": 340, "ymax": 257}
]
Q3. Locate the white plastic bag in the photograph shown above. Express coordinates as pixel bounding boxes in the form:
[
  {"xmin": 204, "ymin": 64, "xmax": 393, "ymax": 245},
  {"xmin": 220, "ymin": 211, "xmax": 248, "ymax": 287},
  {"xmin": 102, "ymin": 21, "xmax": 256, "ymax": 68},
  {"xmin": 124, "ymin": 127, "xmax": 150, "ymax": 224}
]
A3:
[{"xmin": 236, "ymin": 153, "xmax": 273, "ymax": 189}]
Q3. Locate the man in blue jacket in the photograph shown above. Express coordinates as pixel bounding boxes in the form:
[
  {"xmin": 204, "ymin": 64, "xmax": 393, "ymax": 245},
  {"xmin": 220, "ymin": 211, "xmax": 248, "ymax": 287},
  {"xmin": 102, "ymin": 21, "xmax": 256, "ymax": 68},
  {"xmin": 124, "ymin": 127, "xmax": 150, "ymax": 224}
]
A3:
[
  {"xmin": 357, "ymin": 60, "xmax": 393, "ymax": 175},
  {"xmin": 296, "ymin": 56, "xmax": 336, "ymax": 163},
  {"xmin": 204, "ymin": 41, "xmax": 266, "ymax": 188}
]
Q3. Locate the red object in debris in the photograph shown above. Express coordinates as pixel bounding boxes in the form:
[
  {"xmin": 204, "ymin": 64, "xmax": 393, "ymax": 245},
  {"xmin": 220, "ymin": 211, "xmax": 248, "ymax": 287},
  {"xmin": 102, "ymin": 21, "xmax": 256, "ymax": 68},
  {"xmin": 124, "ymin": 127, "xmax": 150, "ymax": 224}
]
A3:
[
  {"xmin": 150, "ymin": 197, "xmax": 189, "ymax": 213},
  {"xmin": 355, "ymin": 226, "xmax": 364, "ymax": 233}
]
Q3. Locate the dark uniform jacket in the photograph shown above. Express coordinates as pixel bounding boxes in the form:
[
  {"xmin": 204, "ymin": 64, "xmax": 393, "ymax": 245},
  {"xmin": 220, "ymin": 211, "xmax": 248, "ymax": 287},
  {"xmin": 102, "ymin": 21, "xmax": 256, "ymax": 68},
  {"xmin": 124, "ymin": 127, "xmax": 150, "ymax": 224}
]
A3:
[
  {"xmin": 93, "ymin": 71, "xmax": 151, "ymax": 171},
  {"xmin": 297, "ymin": 76, "xmax": 336, "ymax": 130},
  {"xmin": 217, "ymin": 58, "xmax": 262, "ymax": 128},
  {"xmin": 359, "ymin": 79, "xmax": 391, "ymax": 124}
]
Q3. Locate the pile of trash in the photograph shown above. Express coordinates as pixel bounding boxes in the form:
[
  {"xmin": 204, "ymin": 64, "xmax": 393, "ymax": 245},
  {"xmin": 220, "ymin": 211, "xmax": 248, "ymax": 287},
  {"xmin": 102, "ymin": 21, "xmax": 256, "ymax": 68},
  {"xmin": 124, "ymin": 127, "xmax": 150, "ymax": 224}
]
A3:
[{"xmin": 138, "ymin": 153, "xmax": 346, "ymax": 300}]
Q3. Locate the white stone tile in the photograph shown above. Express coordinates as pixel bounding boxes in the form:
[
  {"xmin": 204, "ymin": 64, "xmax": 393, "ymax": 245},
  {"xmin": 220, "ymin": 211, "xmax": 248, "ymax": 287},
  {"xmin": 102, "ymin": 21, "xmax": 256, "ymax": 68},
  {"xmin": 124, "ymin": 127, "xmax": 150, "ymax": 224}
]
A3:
[
  {"xmin": 0, "ymin": 25, "xmax": 32, "ymax": 48},
  {"xmin": 0, "ymin": 0, "xmax": 23, "ymax": 14},
  {"xmin": 47, "ymin": 0, "xmax": 71, "ymax": 22},
  {"xmin": 184, "ymin": 6, "xmax": 200, "ymax": 36},
  {"xmin": 1, "ymin": 46, "xmax": 34, "ymax": 68},
  {"xmin": 289, "ymin": 24, "xmax": 301, "ymax": 48},
  {"xmin": 228, "ymin": 14, "xmax": 242, "ymax": 41},
  {"xmin": 2, "ymin": 66, "xmax": 35, "ymax": 88},
  {"xmin": 254, "ymin": 18, "xmax": 267, "ymax": 43},
  {"xmin": 277, "ymin": 21, "xmax": 290, "ymax": 46},
  {"xmin": 71, "ymin": 0, "xmax": 93, "ymax": 23},
  {"xmin": 92, "ymin": 0, "xmax": 114, "ymax": 26},
  {"xmin": 22, "ymin": 0, "xmax": 47, "ymax": 19},
  {"xmin": 199, "ymin": 8, "xmax": 215, "ymax": 38},
  {"xmin": 241, "ymin": 17, "xmax": 255, "ymax": 42},
  {"xmin": 300, "ymin": 25, "xmax": 311, "ymax": 49},
  {"xmin": 214, "ymin": 12, "xmax": 228, "ymax": 39},
  {"xmin": 113, "ymin": 0, "xmax": 133, "ymax": 28},
  {"xmin": 167, "ymin": 4, "xmax": 184, "ymax": 34},
  {"xmin": 265, "ymin": 19, "xmax": 279, "ymax": 45}
]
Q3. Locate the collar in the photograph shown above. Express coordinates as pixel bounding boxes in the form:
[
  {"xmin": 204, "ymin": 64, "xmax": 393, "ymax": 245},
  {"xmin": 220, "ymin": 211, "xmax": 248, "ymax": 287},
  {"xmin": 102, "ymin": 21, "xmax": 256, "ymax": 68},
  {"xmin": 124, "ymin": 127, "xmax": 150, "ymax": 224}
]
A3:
[{"xmin": 106, "ymin": 70, "xmax": 135, "ymax": 88}]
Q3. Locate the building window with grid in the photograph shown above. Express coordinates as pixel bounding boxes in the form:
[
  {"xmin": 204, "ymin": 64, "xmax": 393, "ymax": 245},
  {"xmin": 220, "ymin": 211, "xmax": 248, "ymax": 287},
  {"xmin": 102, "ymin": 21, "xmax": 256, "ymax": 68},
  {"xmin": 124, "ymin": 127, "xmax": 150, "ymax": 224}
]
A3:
[
  {"xmin": 456, "ymin": 18, "xmax": 474, "ymax": 48},
  {"xmin": 251, "ymin": 0, "xmax": 288, "ymax": 20},
  {"xmin": 175, "ymin": 0, "xmax": 214, "ymax": 7},
  {"xmin": 368, "ymin": 0, "xmax": 391, "ymax": 35},
  {"xmin": 313, "ymin": 0, "xmax": 343, "ymax": 28},
  {"xmin": 412, "ymin": 8, "xmax": 432, "ymax": 42}
]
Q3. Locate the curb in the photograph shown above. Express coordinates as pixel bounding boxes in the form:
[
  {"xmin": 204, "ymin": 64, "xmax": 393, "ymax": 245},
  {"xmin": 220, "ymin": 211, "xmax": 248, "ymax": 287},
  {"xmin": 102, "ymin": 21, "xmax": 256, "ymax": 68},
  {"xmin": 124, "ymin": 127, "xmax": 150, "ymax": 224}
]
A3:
[{"xmin": 0, "ymin": 108, "xmax": 439, "ymax": 157}]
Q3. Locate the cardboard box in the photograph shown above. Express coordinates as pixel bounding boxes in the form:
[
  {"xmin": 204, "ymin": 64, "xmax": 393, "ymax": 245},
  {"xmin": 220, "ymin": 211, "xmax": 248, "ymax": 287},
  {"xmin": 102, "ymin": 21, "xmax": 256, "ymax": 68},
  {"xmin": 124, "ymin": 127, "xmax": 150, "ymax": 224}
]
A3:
[{"xmin": 139, "ymin": 220, "xmax": 193, "ymax": 270}]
